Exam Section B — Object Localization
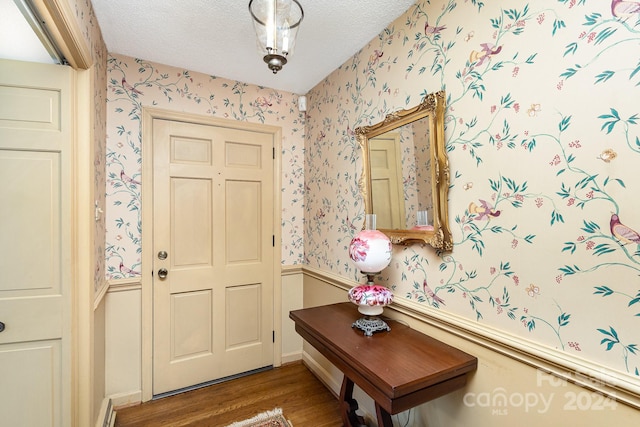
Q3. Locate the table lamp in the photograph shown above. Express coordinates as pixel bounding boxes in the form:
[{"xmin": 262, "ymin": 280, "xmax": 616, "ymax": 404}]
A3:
[{"xmin": 347, "ymin": 214, "xmax": 394, "ymax": 336}]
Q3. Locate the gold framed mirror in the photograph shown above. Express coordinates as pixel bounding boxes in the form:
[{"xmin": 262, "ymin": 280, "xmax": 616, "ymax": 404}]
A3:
[{"xmin": 355, "ymin": 90, "xmax": 452, "ymax": 250}]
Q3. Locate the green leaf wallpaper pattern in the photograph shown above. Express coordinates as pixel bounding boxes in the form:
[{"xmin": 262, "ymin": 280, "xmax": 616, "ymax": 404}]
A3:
[
  {"xmin": 302, "ymin": 0, "xmax": 640, "ymax": 380},
  {"xmin": 104, "ymin": 0, "xmax": 640, "ymax": 384}
]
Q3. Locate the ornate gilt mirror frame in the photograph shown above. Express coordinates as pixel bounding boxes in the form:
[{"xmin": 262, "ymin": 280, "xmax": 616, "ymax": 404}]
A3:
[{"xmin": 355, "ymin": 90, "xmax": 452, "ymax": 250}]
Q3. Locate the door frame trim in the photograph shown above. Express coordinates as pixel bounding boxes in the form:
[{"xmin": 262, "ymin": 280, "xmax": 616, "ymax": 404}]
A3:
[{"xmin": 140, "ymin": 107, "xmax": 283, "ymax": 402}]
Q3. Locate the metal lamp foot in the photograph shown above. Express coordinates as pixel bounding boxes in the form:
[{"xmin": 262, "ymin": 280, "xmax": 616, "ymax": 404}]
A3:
[{"xmin": 352, "ymin": 316, "xmax": 391, "ymax": 336}]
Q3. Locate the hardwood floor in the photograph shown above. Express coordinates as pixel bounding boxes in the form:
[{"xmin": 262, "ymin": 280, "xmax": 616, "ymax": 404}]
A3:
[{"xmin": 114, "ymin": 362, "xmax": 342, "ymax": 427}]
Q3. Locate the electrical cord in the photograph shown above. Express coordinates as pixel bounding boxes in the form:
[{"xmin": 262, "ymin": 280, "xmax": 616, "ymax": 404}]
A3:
[{"xmin": 395, "ymin": 408, "xmax": 413, "ymax": 427}]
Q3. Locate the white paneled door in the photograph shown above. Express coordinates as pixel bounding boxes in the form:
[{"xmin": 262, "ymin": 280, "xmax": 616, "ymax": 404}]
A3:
[
  {"xmin": 152, "ymin": 119, "xmax": 275, "ymax": 395},
  {"xmin": 0, "ymin": 59, "xmax": 73, "ymax": 427},
  {"xmin": 370, "ymin": 132, "xmax": 406, "ymax": 230}
]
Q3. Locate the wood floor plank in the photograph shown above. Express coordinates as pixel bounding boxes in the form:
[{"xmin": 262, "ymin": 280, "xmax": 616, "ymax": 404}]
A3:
[{"xmin": 114, "ymin": 362, "xmax": 342, "ymax": 426}]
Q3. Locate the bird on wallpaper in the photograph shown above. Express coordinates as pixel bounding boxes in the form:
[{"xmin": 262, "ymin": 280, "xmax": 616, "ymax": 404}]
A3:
[
  {"xmin": 424, "ymin": 21, "xmax": 446, "ymax": 36},
  {"xmin": 345, "ymin": 215, "xmax": 357, "ymax": 231},
  {"xmin": 120, "ymin": 169, "xmax": 141, "ymax": 186},
  {"xmin": 423, "ymin": 280, "xmax": 445, "ymax": 306},
  {"xmin": 610, "ymin": 213, "xmax": 640, "ymax": 245},
  {"xmin": 469, "ymin": 43, "xmax": 502, "ymax": 66},
  {"xmin": 119, "ymin": 262, "xmax": 141, "ymax": 276},
  {"xmin": 369, "ymin": 49, "xmax": 383, "ymax": 66},
  {"xmin": 255, "ymin": 96, "xmax": 272, "ymax": 108},
  {"xmin": 611, "ymin": 0, "xmax": 640, "ymax": 18},
  {"xmin": 121, "ymin": 77, "xmax": 143, "ymax": 95},
  {"xmin": 468, "ymin": 200, "xmax": 501, "ymax": 220}
]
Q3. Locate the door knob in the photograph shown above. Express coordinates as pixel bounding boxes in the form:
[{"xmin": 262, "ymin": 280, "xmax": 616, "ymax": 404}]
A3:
[
  {"xmin": 157, "ymin": 268, "xmax": 168, "ymax": 279},
  {"xmin": 0, "ymin": 321, "xmax": 5, "ymax": 333}
]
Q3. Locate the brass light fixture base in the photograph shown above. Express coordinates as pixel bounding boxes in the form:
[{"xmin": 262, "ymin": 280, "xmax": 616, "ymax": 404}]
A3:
[{"xmin": 264, "ymin": 53, "xmax": 287, "ymax": 74}]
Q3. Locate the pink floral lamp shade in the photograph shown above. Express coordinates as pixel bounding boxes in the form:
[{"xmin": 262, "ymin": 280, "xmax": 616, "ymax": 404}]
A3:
[{"xmin": 348, "ymin": 229, "xmax": 392, "ymax": 274}]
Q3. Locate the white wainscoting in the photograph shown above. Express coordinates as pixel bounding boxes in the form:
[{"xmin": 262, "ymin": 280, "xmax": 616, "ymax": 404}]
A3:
[
  {"xmin": 104, "ymin": 278, "xmax": 142, "ymax": 408},
  {"xmin": 280, "ymin": 265, "xmax": 304, "ymax": 364},
  {"xmin": 302, "ymin": 266, "xmax": 640, "ymax": 427}
]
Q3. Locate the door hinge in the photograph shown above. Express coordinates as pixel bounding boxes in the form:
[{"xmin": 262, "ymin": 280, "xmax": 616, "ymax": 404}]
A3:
[
  {"xmin": 272, "ymin": 235, "xmax": 275, "ymax": 247},
  {"xmin": 272, "ymin": 331, "xmax": 275, "ymax": 343},
  {"xmin": 272, "ymin": 147, "xmax": 275, "ymax": 159}
]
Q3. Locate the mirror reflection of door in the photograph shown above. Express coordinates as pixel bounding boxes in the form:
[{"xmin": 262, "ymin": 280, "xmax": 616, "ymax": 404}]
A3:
[
  {"xmin": 370, "ymin": 117, "xmax": 433, "ymax": 231},
  {"xmin": 370, "ymin": 133, "xmax": 406, "ymax": 229}
]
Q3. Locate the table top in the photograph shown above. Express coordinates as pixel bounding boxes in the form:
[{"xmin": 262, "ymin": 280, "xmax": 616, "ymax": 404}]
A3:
[{"xmin": 290, "ymin": 302, "xmax": 477, "ymax": 412}]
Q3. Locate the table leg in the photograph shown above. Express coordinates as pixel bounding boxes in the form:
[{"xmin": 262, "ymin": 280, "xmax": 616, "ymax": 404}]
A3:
[
  {"xmin": 339, "ymin": 376, "xmax": 367, "ymax": 427},
  {"xmin": 375, "ymin": 403, "xmax": 393, "ymax": 427}
]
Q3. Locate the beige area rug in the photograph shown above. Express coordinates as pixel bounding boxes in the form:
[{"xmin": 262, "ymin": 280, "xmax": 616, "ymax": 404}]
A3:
[{"xmin": 224, "ymin": 408, "xmax": 292, "ymax": 427}]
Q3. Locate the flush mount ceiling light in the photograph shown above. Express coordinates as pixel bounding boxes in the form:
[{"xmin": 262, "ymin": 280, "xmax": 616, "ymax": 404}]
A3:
[{"xmin": 249, "ymin": 0, "xmax": 304, "ymax": 74}]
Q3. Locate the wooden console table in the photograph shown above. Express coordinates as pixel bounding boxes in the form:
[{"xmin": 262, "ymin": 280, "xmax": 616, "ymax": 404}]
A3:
[{"xmin": 290, "ymin": 303, "xmax": 477, "ymax": 427}]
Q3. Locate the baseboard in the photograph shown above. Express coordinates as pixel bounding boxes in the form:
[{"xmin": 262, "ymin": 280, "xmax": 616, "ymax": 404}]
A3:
[
  {"xmin": 281, "ymin": 350, "xmax": 302, "ymax": 365},
  {"xmin": 301, "ymin": 350, "xmax": 342, "ymax": 396},
  {"xmin": 302, "ymin": 350, "xmax": 375, "ymax": 423},
  {"xmin": 96, "ymin": 398, "xmax": 115, "ymax": 427},
  {"xmin": 109, "ymin": 390, "xmax": 142, "ymax": 409}
]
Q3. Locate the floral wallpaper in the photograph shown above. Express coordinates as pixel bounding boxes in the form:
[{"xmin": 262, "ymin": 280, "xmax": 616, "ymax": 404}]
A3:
[
  {"xmin": 104, "ymin": 54, "xmax": 306, "ymax": 279},
  {"xmin": 69, "ymin": 0, "xmax": 108, "ymax": 295},
  {"xmin": 99, "ymin": 0, "xmax": 640, "ymax": 389},
  {"xmin": 304, "ymin": 0, "xmax": 640, "ymax": 384}
]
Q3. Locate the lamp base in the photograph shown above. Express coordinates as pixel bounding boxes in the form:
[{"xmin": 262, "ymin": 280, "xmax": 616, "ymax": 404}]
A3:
[{"xmin": 352, "ymin": 315, "xmax": 391, "ymax": 337}]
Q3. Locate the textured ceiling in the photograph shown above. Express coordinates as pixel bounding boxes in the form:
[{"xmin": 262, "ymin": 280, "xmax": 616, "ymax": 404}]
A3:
[{"xmin": 91, "ymin": 0, "xmax": 416, "ymax": 94}]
